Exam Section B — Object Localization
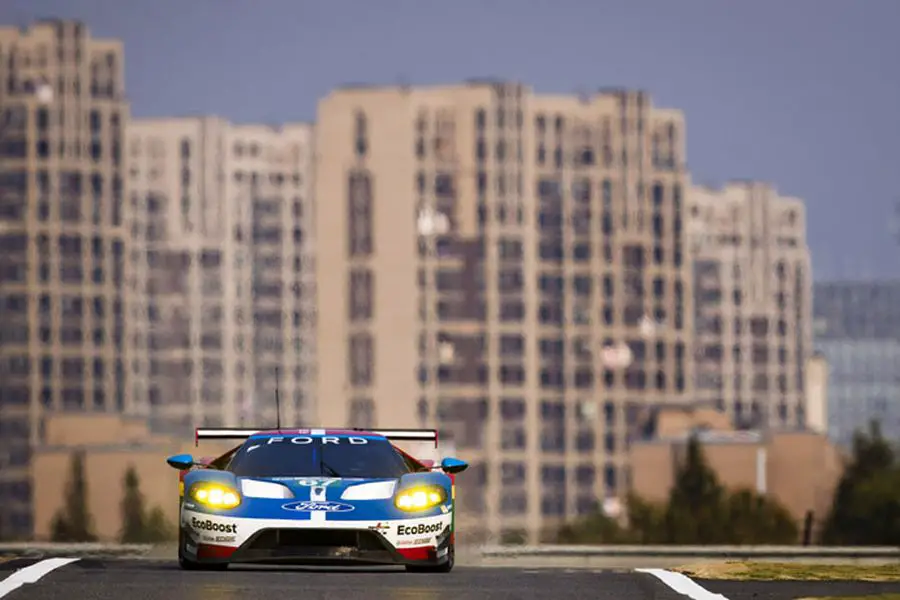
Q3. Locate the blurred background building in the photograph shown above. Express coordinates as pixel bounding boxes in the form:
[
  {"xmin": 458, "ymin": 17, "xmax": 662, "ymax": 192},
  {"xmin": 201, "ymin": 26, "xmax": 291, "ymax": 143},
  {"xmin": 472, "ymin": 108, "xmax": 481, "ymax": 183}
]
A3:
[
  {"xmin": 0, "ymin": 20, "xmax": 130, "ymax": 539},
  {"xmin": 127, "ymin": 117, "xmax": 316, "ymax": 435},
  {"xmin": 804, "ymin": 352, "xmax": 829, "ymax": 435},
  {"xmin": 314, "ymin": 81, "xmax": 696, "ymax": 543},
  {"xmin": 630, "ymin": 405, "xmax": 841, "ymax": 527},
  {"xmin": 0, "ymin": 17, "xmax": 838, "ymax": 543},
  {"xmin": 29, "ymin": 411, "xmax": 237, "ymax": 541},
  {"xmin": 687, "ymin": 182, "xmax": 812, "ymax": 430},
  {"xmin": 813, "ymin": 280, "xmax": 900, "ymax": 446},
  {"xmin": 0, "ymin": 19, "xmax": 317, "ymax": 539}
]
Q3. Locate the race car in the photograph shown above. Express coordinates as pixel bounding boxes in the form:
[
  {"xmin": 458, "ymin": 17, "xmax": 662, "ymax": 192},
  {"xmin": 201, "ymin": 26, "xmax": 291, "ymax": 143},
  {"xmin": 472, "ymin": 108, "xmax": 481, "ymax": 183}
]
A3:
[{"xmin": 165, "ymin": 427, "xmax": 467, "ymax": 572}]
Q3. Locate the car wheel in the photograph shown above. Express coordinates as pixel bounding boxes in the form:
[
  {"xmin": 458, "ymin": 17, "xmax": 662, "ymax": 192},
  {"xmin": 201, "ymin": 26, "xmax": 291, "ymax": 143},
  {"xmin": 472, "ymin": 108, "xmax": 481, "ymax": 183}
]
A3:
[
  {"xmin": 178, "ymin": 530, "xmax": 227, "ymax": 571},
  {"xmin": 178, "ymin": 551, "xmax": 200, "ymax": 571},
  {"xmin": 178, "ymin": 530, "xmax": 199, "ymax": 570},
  {"xmin": 406, "ymin": 542, "xmax": 454, "ymax": 573},
  {"xmin": 179, "ymin": 550, "xmax": 228, "ymax": 571}
]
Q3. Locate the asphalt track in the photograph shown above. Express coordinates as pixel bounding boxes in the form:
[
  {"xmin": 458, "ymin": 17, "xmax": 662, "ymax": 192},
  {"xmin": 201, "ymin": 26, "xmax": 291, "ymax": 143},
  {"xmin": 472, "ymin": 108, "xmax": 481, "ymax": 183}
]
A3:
[{"xmin": 3, "ymin": 557, "xmax": 900, "ymax": 600}]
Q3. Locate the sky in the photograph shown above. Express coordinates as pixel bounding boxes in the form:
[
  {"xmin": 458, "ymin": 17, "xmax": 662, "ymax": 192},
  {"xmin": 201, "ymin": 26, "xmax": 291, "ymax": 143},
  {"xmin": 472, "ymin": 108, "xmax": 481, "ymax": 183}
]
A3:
[{"xmin": 2, "ymin": 0, "xmax": 898, "ymax": 281}]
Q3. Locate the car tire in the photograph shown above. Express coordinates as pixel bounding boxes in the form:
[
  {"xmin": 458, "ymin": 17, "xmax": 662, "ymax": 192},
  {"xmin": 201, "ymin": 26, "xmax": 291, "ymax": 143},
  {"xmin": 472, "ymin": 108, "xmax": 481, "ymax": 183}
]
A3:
[
  {"xmin": 405, "ymin": 542, "xmax": 454, "ymax": 573},
  {"xmin": 178, "ymin": 530, "xmax": 228, "ymax": 571}
]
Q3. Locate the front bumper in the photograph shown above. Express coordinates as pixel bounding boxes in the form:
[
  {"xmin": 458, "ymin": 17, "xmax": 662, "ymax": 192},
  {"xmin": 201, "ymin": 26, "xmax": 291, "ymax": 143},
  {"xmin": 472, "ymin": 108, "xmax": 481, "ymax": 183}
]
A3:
[{"xmin": 181, "ymin": 510, "xmax": 453, "ymax": 566}]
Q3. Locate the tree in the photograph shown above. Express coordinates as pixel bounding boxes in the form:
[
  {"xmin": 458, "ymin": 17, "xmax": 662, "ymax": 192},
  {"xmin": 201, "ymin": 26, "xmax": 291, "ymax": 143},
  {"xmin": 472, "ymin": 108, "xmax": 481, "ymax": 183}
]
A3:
[
  {"xmin": 144, "ymin": 506, "xmax": 176, "ymax": 542},
  {"xmin": 499, "ymin": 529, "xmax": 528, "ymax": 545},
  {"xmin": 625, "ymin": 493, "xmax": 667, "ymax": 544},
  {"xmin": 118, "ymin": 466, "xmax": 177, "ymax": 543},
  {"xmin": 50, "ymin": 450, "xmax": 97, "ymax": 542},
  {"xmin": 724, "ymin": 489, "xmax": 799, "ymax": 544},
  {"xmin": 119, "ymin": 466, "xmax": 147, "ymax": 543},
  {"xmin": 554, "ymin": 434, "xmax": 801, "ymax": 545},
  {"xmin": 821, "ymin": 421, "xmax": 900, "ymax": 545},
  {"xmin": 557, "ymin": 508, "xmax": 630, "ymax": 544},
  {"xmin": 845, "ymin": 468, "xmax": 900, "ymax": 545},
  {"xmin": 663, "ymin": 435, "xmax": 729, "ymax": 543}
]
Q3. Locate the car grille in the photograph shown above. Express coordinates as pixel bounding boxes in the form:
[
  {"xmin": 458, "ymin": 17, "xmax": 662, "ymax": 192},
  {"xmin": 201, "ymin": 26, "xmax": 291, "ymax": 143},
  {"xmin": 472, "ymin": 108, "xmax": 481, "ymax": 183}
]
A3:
[{"xmin": 234, "ymin": 528, "xmax": 391, "ymax": 563}]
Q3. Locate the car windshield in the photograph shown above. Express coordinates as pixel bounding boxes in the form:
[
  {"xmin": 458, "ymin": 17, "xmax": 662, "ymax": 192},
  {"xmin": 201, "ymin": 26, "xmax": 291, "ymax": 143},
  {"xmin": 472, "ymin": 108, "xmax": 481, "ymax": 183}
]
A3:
[{"xmin": 226, "ymin": 435, "xmax": 412, "ymax": 479}]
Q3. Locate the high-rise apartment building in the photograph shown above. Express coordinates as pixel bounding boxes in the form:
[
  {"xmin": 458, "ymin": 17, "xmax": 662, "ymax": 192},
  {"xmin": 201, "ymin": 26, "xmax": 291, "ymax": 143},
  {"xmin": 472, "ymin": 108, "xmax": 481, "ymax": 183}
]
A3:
[
  {"xmin": 0, "ymin": 20, "xmax": 130, "ymax": 538},
  {"xmin": 128, "ymin": 118, "xmax": 316, "ymax": 434},
  {"xmin": 314, "ymin": 80, "xmax": 693, "ymax": 542},
  {"xmin": 687, "ymin": 182, "xmax": 812, "ymax": 430}
]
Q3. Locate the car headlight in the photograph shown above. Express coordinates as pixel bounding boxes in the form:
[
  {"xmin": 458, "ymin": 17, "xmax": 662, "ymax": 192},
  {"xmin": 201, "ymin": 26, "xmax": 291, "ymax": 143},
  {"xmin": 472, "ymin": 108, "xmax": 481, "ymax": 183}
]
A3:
[
  {"xmin": 394, "ymin": 485, "xmax": 446, "ymax": 511},
  {"xmin": 189, "ymin": 483, "xmax": 242, "ymax": 509}
]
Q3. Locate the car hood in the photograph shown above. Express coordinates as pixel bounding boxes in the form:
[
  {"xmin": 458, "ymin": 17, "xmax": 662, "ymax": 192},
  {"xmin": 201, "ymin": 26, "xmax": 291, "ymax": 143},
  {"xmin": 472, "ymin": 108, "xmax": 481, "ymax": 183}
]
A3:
[{"xmin": 240, "ymin": 476, "xmax": 398, "ymax": 502}]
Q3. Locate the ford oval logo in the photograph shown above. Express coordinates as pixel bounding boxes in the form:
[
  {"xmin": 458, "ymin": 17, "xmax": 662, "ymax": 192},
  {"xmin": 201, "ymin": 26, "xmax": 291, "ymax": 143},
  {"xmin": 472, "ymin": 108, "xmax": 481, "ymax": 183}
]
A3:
[{"xmin": 282, "ymin": 500, "xmax": 355, "ymax": 513}]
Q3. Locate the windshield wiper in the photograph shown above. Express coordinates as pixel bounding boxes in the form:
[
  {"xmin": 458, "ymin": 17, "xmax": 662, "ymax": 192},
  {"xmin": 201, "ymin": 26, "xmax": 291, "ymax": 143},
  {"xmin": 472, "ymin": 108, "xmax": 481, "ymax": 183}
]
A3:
[{"xmin": 320, "ymin": 460, "xmax": 341, "ymax": 478}]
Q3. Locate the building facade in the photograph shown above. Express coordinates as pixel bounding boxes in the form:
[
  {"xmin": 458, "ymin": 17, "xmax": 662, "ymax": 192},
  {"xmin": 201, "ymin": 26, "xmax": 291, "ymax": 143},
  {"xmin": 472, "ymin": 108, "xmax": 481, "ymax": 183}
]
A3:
[
  {"xmin": 31, "ymin": 413, "xmax": 234, "ymax": 541},
  {"xmin": 804, "ymin": 352, "xmax": 829, "ymax": 435},
  {"xmin": 127, "ymin": 118, "xmax": 316, "ymax": 434},
  {"xmin": 630, "ymin": 406, "xmax": 842, "ymax": 530},
  {"xmin": 314, "ymin": 81, "xmax": 694, "ymax": 542},
  {"xmin": 813, "ymin": 281, "xmax": 900, "ymax": 446},
  {"xmin": 0, "ymin": 20, "xmax": 130, "ymax": 539},
  {"xmin": 687, "ymin": 182, "xmax": 812, "ymax": 430}
]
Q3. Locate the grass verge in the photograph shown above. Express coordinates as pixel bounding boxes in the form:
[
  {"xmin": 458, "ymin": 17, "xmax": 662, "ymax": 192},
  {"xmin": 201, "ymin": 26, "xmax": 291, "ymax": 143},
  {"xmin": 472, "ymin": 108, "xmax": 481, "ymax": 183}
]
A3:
[{"xmin": 672, "ymin": 561, "xmax": 900, "ymax": 581}]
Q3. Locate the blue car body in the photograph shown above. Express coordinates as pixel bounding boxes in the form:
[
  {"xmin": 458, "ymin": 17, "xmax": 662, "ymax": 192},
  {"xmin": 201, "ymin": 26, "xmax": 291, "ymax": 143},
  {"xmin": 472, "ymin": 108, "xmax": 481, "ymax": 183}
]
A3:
[{"xmin": 167, "ymin": 427, "xmax": 467, "ymax": 572}]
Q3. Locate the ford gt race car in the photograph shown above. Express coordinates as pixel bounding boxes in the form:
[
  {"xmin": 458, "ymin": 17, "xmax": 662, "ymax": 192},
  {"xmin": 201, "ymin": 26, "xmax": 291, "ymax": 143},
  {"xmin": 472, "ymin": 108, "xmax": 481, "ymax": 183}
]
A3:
[{"xmin": 166, "ymin": 427, "xmax": 467, "ymax": 572}]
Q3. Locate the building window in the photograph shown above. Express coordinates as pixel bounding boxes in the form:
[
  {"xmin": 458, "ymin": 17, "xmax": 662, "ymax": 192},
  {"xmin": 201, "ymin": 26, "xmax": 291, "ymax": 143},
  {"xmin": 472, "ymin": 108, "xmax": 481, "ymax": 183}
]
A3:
[
  {"xmin": 348, "ymin": 333, "xmax": 374, "ymax": 387},
  {"xmin": 354, "ymin": 111, "xmax": 368, "ymax": 157},
  {"xmin": 347, "ymin": 170, "xmax": 373, "ymax": 257},
  {"xmin": 349, "ymin": 397, "xmax": 375, "ymax": 428}
]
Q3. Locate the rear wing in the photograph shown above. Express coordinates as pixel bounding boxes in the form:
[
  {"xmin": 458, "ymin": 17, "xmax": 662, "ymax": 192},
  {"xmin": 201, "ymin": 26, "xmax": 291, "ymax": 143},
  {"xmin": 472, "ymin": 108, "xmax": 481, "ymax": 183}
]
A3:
[{"xmin": 194, "ymin": 427, "xmax": 438, "ymax": 447}]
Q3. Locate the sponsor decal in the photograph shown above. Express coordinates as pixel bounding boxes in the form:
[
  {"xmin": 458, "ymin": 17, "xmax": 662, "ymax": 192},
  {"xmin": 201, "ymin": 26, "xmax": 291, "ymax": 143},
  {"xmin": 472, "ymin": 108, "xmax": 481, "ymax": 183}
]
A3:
[
  {"xmin": 191, "ymin": 517, "xmax": 238, "ymax": 534},
  {"xmin": 397, "ymin": 537, "xmax": 432, "ymax": 547},
  {"xmin": 265, "ymin": 436, "xmax": 369, "ymax": 445},
  {"xmin": 290, "ymin": 478, "xmax": 340, "ymax": 487},
  {"xmin": 200, "ymin": 534, "xmax": 237, "ymax": 544},
  {"xmin": 282, "ymin": 500, "xmax": 355, "ymax": 513},
  {"xmin": 369, "ymin": 522, "xmax": 391, "ymax": 533},
  {"xmin": 396, "ymin": 522, "xmax": 443, "ymax": 536}
]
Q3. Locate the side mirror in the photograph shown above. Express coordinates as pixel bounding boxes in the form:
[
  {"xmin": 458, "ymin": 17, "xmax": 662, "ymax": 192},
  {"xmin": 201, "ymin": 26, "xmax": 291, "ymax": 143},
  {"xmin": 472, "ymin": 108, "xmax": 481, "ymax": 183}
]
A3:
[
  {"xmin": 166, "ymin": 453, "xmax": 195, "ymax": 471},
  {"xmin": 440, "ymin": 457, "xmax": 468, "ymax": 474}
]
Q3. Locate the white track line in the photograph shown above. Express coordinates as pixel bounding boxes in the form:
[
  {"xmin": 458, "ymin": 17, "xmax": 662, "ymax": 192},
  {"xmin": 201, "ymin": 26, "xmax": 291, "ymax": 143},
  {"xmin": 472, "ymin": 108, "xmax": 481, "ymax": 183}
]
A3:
[
  {"xmin": 0, "ymin": 558, "xmax": 80, "ymax": 599},
  {"xmin": 635, "ymin": 568, "xmax": 730, "ymax": 600}
]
